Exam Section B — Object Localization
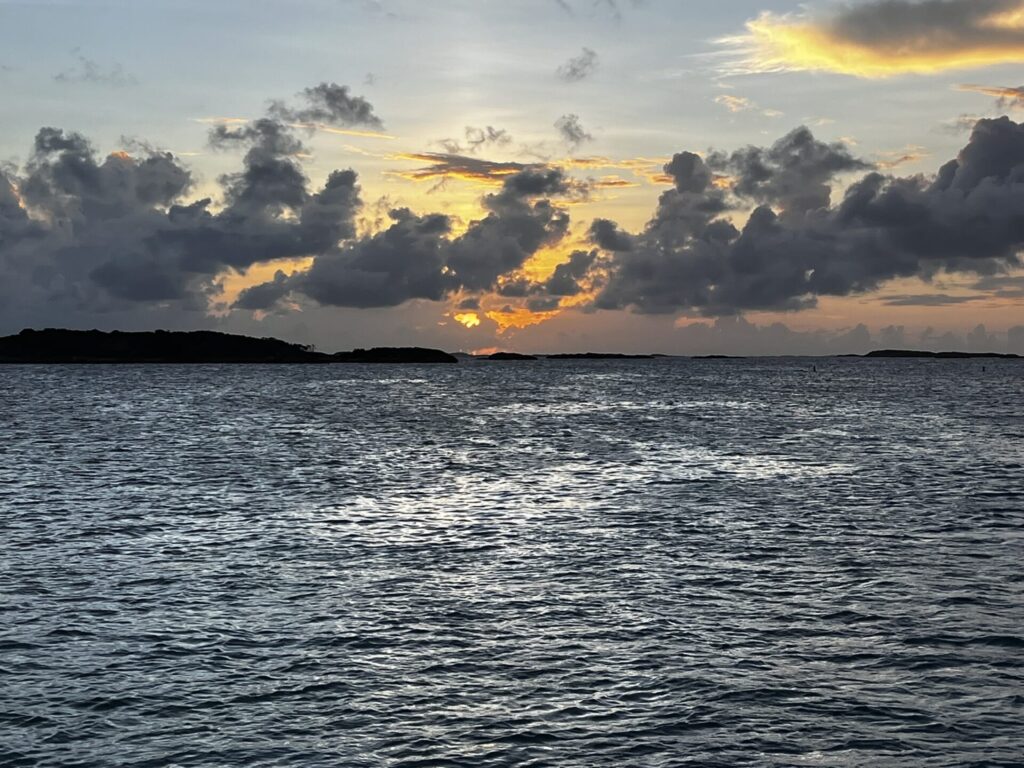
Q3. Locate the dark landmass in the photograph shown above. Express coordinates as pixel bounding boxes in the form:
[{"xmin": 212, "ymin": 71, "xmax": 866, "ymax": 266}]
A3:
[
  {"xmin": 0, "ymin": 328, "xmax": 326, "ymax": 364},
  {"xmin": 545, "ymin": 353, "xmax": 663, "ymax": 360},
  {"xmin": 864, "ymin": 349, "xmax": 1021, "ymax": 359},
  {"xmin": 333, "ymin": 347, "xmax": 458, "ymax": 364},
  {"xmin": 0, "ymin": 329, "xmax": 457, "ymax": 364},
  {"xmin": 487, "ymin": 352, "xmax": 538, "ymax": 361},
  {"xmin": 4, "ymin": 330, "xmax": 1018, "ymax": 364}
]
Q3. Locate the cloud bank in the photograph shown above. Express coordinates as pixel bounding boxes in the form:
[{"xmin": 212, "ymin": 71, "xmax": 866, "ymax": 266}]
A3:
[
  {"xmin": 2, "ymin": 82, "xmax": 1024, "ymax": 340},
  {"xmin": 726, "ymin": 0, "xmax": 1024, "ymax": 77},
  {"xmin": 591, "ymin": 119, "xmax": 1024, "ymax": 315}
]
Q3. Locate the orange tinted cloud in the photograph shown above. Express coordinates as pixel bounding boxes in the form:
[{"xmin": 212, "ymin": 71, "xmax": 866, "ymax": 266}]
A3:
[
  {"xmin": 724, "ymin": 1, "xmax": 1024, "ymax": 78},
  {"xmin": 486, "ymin": 306, "xmax": 561, "ymax": 332},
  {"xmin": 390, "ymin": 152, "xmax": 526, "ymax": 186},
  {"xmin": 957, "ymin": 83, "xmax": 1024, "ymax": 108},
  {"xmin": 453, "ymin": 312, "xmax": 482, "ymax": 328}
]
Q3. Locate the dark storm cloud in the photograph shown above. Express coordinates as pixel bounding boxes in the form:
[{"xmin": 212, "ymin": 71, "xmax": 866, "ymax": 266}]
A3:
[
  {"xmin": 290, "ymin": 208, "xmax": 455, "ymax": 308},
  {"xmin": 591, "ymin": 118, "xmax": 1024, "ymax": 315},
  {"xmin": 555, "ymin": 114, "xmax": 593, "ymax": 150},
  {"xmin": 442, "ymin": 169, "xmax": 572, "ymax": 291},
  {"xmin": 588, "ymin": 218, "xmax": 635, "ymax": 252},
  {"xmin": 0, "ymin": 74, "xmax": 584, "ymax": 325},
  {"xmin": 488, "ymin": 248, "xmax": 598, "ymax": 310},
  {"xmin": 233, "ymin": 270, "xmax": 293, "ymax": 311},
  {"xmin": 543, "ymin": 249, "xmax": 598, "ymax": 296},
  {"xmin": 707, "ymin": 127, "xmax": 870, "ymax": 215},
  {"xmin": 557, "ymin": 48, "xmax": 598, "ymax": 82},
  {"xmin": 270, "ymin": 82, "xmax": 384, "ymax": 130},
  {"xmin": 238, "ymin": 167, "xmax": 574, "ymax": 308},
  {"xmin": 0, "ymin": 85, "xmax": 369, "ymax": 323}
]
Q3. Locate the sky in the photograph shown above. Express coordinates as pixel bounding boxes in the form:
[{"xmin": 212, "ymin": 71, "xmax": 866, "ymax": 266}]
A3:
[{"xmin": 2, "ymin": 0, "xmax": 1024, "ymax": 355}]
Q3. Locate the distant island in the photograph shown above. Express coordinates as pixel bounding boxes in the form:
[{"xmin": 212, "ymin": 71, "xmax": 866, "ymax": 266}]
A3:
[
  {"xmin": 862, "ymin": 350, "xmax": 1021, "ymax": 359},
  {"xmin": 0, "ymin": 329, "xmax": 457, "ymax": 364},
  {"xmin": 546, "ymin": 353, "xmax": 664, "ymax": 360},
  {"xmin": 487, "ymin": 352, "xmax": 538, "ymax": 361}
]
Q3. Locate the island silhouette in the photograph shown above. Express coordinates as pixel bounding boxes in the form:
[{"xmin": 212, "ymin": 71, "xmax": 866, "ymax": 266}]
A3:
[
  {"xmin": 0, "ymin": 329, "xmax": 1019, "ymax": 363},
  {"xmin": 0, "ymin": 329, "xmax": 457, "ymax": 364}
]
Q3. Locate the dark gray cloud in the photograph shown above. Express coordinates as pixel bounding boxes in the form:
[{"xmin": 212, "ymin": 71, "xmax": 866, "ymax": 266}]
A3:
[
  {"xmin": 589, "ymin": 218, "xmax": 635, "ymax": 252},
  {"xmin": 0, "ymin": 85, "xmax": 370, "ymax": 326},
  {"xmin": 881, "ymin": 294, "xmax": 983, "ymax": 306},
  {"xmin": 443, "ymin": 169, "xmax": 572, "ymax": 290},
  {"xmin": 555, "ymin": 114, "xmax": 593, "ymax": 150},
  {"xmin": 234, "ymin": 270, "xmax": 292, "ymax": 311},
  {"xmin": 707, "ymin": 127, "xmax": 870, "ymax": 215},
  {"xmin": 238, "ymin": 167, "xmax": 574, "ymax": 309},
  {"xmin": 972, "ymin": 274, "xmax": 1024, "ymax": 297},
  {"xmin": 270, "ymin": 82, "xmax": 384, "ymax": 129},
  {"xmin": 543, "ymin": 249, "xmax": 598, "ymax": 296},
  {"xmin": 395, "ymin": 152, "xmax": 527, "ymax": 184},
  {"xmin": 591, "ymin": 118, "xmax": 1024, "ymax": 315},
  {"xmin": 291, "ymin": 208, "xmax": 455, "ymax": 308},
  {"xmin": 823, "ymin": 0, "xmax": 1023, "ymax": 51},
  {"xmin": 557, "ymin": 48, "xmax": 598, "ymax": 82}
]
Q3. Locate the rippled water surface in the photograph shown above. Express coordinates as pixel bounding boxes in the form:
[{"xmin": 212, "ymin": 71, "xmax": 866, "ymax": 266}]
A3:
[{"xmin": 2, "ymin": 359, "xmax": 1023, "ymax": 767}]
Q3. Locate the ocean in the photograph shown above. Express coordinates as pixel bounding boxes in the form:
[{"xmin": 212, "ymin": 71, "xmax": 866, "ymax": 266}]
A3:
[{"xmin": 2, "ymin": 358, "xmax": 1022, "ymax": 766}]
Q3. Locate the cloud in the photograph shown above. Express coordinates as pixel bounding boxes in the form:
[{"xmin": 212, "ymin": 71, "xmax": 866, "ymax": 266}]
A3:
[
  {"xmin": 706, "ymin": 127, "xmax": 870, "ymax": 216},
  {"xmin": 972, "ymin": 274, "xmax": 1024, "ymax": 297},
  {"xmin": 715, "ymin": 95, "xmax": 753, "ymax": 113},
  {"xmin": 269, "ymin": 82, "xmax": 384, "ymax": 130},
  {"xmin": 957, "ymin": 83, "xmax": 1024, "ymax": 109},
  {"xmin": 439, "ymin": 125, "xmax": 512, "ymax": 155},
  {"xmin": 714, "ymin": 94, "xmax": 783, "ymax": 118},
  {"xmin": 880, "ymin": 293, "xmax": 984, "ymax": 306},
  {"xmin": 237, "ymin": 167, "xmax": 574, "ymax": 309},
  {"xmin": 557, "ymin": 48, "xmax": 599, "ymax": 82},
  {"xmin": 589, "ymin": 118, "xmax": 1024, "ymax": 315},
  {"xmin": 552, "ymin": 1, "xmax": 643, "ymax": 22},
  {"xmin": 555, "ymin": 114, "xmax": 593, "ymax": 149},
  {"xmin": 54, "ymin": 53, "xmax": 136, "ymax": 87},
  {"xmin": 391, "ymin": 152, "xmax": 527, "ymax": 185},
  {"xmin": 722, "ymin": 0, "xmax": 1024, "ymax": 78},
  {"xmin": 0, "ymin": 85, "xmax": 368, "ymax": 327}
]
